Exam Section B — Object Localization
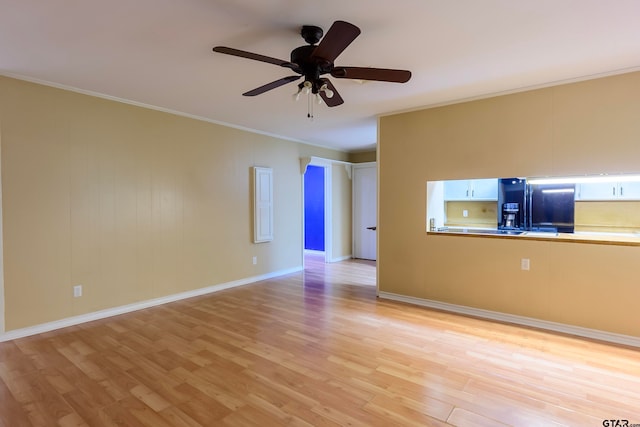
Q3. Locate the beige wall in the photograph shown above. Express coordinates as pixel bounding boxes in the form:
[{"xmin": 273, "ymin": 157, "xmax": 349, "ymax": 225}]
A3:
[
  {"xmin": 0, "ymin": 126, "xmax": 4, "ymax": 334},
  {"xmin": 300, "ymin": 144, "xmax": 350, "ymax": 163},
  {"xmin": 379, "ymin": 71, "xmax": 640, "ymax": 338},
  {"xmin": 0, "ymin": 76, "xmax": 350, "ymax": 331},
  {"xmin": 348, "ymin": 150, "xmax": 376, "ymax": 163},
  {"xmin": 332, "ymin": 164, "xmax": 352, "ymax": 259}
]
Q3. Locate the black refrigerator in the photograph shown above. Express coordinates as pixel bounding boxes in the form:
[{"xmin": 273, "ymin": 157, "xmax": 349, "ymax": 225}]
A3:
[{"xmin": 528, "ymin": 183, "xmax": 576, "ymax": 233}]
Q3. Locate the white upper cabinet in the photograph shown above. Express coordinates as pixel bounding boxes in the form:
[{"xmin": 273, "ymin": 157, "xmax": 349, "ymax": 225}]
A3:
[
  {"xmin": 472, "ymin": 179, "xmax": 499, "ymax": 200},
  {"xmin": 444, "ymin": 179, "xmax": 498, "ymax": 201},
  {"xmin": 619, "ymin": 182, "xmax": 640, "ymax": 199},
  {"xmin": 576, "ymin": 181, "xmax": 640, "ymax": 200},
  {"xmin": 443, "ymin": 180, "xmax": 470, "ymax": 200}
]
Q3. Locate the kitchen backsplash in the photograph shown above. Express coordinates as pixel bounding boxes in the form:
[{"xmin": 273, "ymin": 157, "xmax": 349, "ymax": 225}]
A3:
[
  {"xmin": 446, "ymin": 200, "xmax": 640, "ymax": 233},
  {"xmin": 575, "ymin": 200, "xmax": 640, "ymax": 233},
  {"xmin": 445, "ymin": 201, "xmax": 497, "ymax": 227}
]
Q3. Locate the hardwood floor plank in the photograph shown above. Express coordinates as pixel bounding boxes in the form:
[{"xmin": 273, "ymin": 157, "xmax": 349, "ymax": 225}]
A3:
[
  {"xmin": 173, "ymin": 383, "xmax": 233, "ymax": 426},
  {"xmin": 57, "ymin": 411, "xmax": 91, "ymax": 427},
  {"xmin": 62, "ymin": 389, "xmax": 111, "ymax": 427},
  {"xmin": 0, "ymin": 379, "xmax": 33, "ymax": 427},
  {"xmin": 447, "ymin": 407, "xmax": 509, "ymax": 427},
  {"xmin": 1, "ymin": 254, "xmax": 639, "ymax": 426},
  {"xmin": 364, "ymin": 393, "xmax": 454, "ymax": 425},
  {"xmin": 170, "ymin": 366, "xmax": 246, "ymax": 411},
  {"xmin": 99, "ymin": 401, "xmax": 149, "ymax": 427},
  {"xmin": 125, "ymin": 395, "xmax": 181, "ymax": 427},
  {"xmin": 130, "ymin": 383, "xmax": 172, "ymax": 412},
  {"xmin": 158, "ymin": 406, "xmax": 204, "ymax": 427},
  {"xmin": 58, "ymin": 363, "xmax": 116, "ymax": 408},
  {"xmin": 36, "ymin": 367, "xmax": 75, "ymax": 396}
]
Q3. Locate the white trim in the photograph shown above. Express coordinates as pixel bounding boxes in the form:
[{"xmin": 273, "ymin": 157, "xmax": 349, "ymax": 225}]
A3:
[
  {"xmin": 352, "ymin": 162, "xmax": 377, "ymax": 168},
  {"xmin": 302, "ymin": 157, "xmax": 336, "ymax": 264},
  {"xmin": 303, "ymin": 249, "xmax": 325, "ymax": 256},
  {"xmin": 378, "ymin": 291, "xmax": 640, "ymax": 348},
  {"xmin": 323, "ymin": 163, "xmax": 333, "ymax": 264},
  {"xmin": 300, "ymin": 156, "xmax": 352, "ymax": 173},
  {"xmin": 328, "ymin": 255, "xmax": 352, "ymax": 263},
  {"xmin": 301, "ymin": 156, "xmax": 356, "ymax": 267},
  {"xmin": 0, "ymin": 266, "xmax": 302, "ymax": 342}
]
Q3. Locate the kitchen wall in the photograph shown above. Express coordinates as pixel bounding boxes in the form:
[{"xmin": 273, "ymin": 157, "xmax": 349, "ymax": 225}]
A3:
[
  {"xmin": 379, "ymin": 71, "xmax": 640, "ymax": 338},
  {"xmin": 0, "ymin": 76, "xmax": 351, "ymax": 332}
]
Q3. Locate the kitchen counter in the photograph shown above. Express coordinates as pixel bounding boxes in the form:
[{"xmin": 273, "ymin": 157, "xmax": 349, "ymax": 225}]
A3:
[{"xmin": 428, "ymin": 227, "xmax": 640, "ymax": 246}]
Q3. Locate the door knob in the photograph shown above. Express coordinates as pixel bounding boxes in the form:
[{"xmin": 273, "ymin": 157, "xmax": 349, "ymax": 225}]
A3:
[{"xmin": 366, "ymin": 226, "xmax": 377, "ymax": 231}]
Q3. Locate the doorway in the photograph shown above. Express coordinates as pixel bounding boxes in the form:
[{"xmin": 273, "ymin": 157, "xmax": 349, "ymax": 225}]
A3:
[
  {"xmin": 304, "ymin": 165, "xmax": 325, "ymax": 253},
  {"xmin": 302, "ymin": 160, "xmax": 332, "ymax": 264}
]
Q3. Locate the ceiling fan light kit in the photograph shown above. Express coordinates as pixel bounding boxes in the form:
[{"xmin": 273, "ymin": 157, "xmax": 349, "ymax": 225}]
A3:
[{"xmin": 212, "ymin": 20, "xmax": 411, "ymax": 116}]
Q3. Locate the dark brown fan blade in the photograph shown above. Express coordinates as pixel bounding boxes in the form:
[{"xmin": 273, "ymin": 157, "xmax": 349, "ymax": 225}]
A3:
[
  {"xmin": 242, "ymin": 75, "xmax": 301, "ymax": 96},
  {"xmin": 318, "ymin": 78, "xmax": 344, "ymax": 107},
  {"xmin": 331, "ymin": 67, "xmax": 411, "ymax": 83},
  {"xmin": 213, "ymin": 46, "xmax": 300, "ymax": 71},
  {"xmin": 311, "ymin": 21, "xmax": 360, "ymax": 62}
]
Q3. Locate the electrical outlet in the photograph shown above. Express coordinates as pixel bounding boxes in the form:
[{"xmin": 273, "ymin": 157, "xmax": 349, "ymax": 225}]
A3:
[
  {"xmin": 73, "ymin": 285, "xmax": 83, "ymax": 297},
  {"xmin": 521, "ymin": 258, "xmax": 530, "ymax": 271},
  {"xmin": 252, "ymin": 256, "xmax": 257, "ymax": 265},
  {"xmin": 463, "ymin": 209, "xmax": 469, "ymax": 217}
]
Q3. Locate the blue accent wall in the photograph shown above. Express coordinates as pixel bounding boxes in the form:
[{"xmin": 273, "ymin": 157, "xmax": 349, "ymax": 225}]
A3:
[{"xmin": 304, "ymin": 165, "xmax": 325, "ymax": 251}]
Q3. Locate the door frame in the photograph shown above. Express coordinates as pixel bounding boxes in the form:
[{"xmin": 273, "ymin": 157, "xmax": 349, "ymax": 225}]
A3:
[{"xmin": 301, "ymin": 157, "xmax": 333, "ymax": 264}]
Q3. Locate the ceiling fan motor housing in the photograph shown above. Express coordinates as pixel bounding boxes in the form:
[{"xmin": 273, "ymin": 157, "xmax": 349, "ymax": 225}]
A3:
[{"xmin": 291, "ymin": 45, "xmax": 333, "ymax": 93}]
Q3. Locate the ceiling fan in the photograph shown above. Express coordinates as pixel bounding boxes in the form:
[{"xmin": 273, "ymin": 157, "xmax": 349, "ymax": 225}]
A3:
[{"xmin": 213, "ymin": 20, "xmax": 411, "ymax": 108}]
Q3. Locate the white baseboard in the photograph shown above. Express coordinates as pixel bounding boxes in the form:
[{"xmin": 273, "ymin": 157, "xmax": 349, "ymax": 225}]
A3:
[
  {"xmin": 303, "ymin": 249, "xmax": 325, "ymax": 255},
  {"xmin": 303, "ymin": 251, "xmax": 353, "ymax": 263},
  {"xmin": 329, "ymin": 254, "xmax": 353, "ymax": 263},
  {"xmin": 0, "ymin": 266, "xmax": 302, "ymax": 342},
  {"xmin": 378, "ymin": 291, "xmax": 640, "ymax": 348}
]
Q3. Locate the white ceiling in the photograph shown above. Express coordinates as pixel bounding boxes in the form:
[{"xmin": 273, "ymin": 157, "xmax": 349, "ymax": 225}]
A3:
[{"xmin": 2, "ymin": 0, "xmax": 640, "ymax": 152}]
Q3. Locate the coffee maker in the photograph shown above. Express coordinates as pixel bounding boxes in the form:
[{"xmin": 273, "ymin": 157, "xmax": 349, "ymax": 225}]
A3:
[
  {"xmin": 498, "ymin": 178, "xmax": 526, "ymax": 230},
  {"xmin": 501, "ymin": 203, "xmax": 520, "ymax": 228}
]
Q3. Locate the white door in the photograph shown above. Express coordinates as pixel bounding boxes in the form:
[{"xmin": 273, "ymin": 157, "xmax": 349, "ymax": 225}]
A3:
[{"xmin": 353, "ymin": 164, "xmax": 377, "ymax": 260}]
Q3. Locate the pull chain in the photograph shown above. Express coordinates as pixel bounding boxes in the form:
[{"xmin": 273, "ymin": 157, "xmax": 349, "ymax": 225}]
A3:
[{"xmin": 307, "ymin": 91, "xmax": 314, "ymax": 120}]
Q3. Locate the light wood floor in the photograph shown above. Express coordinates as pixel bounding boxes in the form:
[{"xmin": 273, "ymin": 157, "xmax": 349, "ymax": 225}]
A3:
[{"xmin": 1, "ymin": 255, "xmax": 639, "ymax": 426}]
